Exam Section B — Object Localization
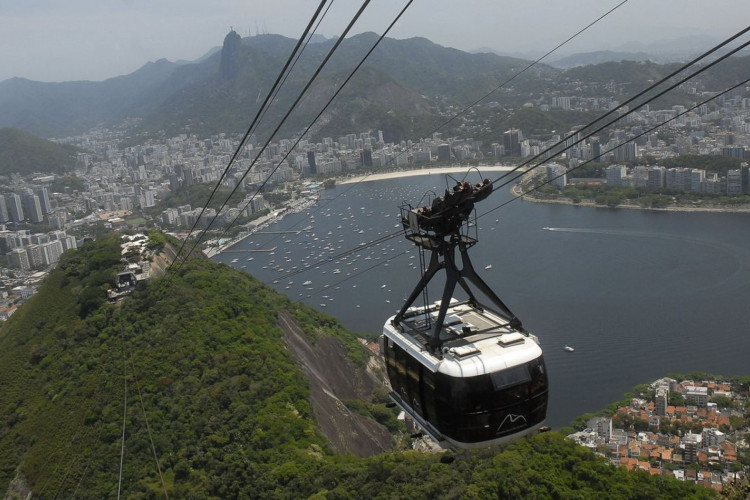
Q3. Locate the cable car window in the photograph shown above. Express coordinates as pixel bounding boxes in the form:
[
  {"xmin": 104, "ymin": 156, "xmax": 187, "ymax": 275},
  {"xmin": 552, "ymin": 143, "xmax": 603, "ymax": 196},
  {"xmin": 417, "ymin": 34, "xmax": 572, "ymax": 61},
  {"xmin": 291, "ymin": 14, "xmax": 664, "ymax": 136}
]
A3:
[
  {"xmin": 395, "ymin": 345, "xmax": 407, "ymax": 377},
  {"xmin": 490, "ymin": 364, "xmax": 531, "ymax": 391},
  {"xmin": 528, "ymin": 357, "xmax": 548, "ymax": 397},
  {"xmin": 465, "ymin": 378, "xmax": 493, "ymax": 412},
  {"xmin": 385, "ymin": 341, "xmax": 395, "ymax": 367}
]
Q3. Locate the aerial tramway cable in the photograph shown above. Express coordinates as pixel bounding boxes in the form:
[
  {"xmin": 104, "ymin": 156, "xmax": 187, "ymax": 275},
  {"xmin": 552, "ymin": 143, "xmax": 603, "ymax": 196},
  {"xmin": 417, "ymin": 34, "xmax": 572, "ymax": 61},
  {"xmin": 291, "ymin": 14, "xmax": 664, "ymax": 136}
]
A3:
[
  {"xmin": 130, "ymin": 357, "xmax": 169, "ymax": 499},
  {"xmin": 175, "ymin": 0, "xmax": 627, "ymax": 273},
  {"xmin": 374, "ymin": 37, "xmax": 750, "ymax": 448},
  {"xmin": 117, "ymin": 341, "xmax": 128, "ymax": 500},
  {"xmin": 167, "ymin": 0, "xmax": 332, "ymax": 275},
  {"xmin": 481, "ymin": 74, "xmax": 750, "ymax": 218},
  {"xmin": 167, "ymin": 13, "xmax": 749, "ymax": 294},
  {"xmin": 261, "ymin": 28, "xmax": 750, "ymax": 285},
  {"xmin": 401, "ymin": 27, "xmax": 750, "ymax": 235},
  {"xmin": 241, "ymin": 0, "xmax": 630, "ymax": 255},
  {"xmin": 480, "ymin": 33, "xmax": 750, "ymax": 203},
  {"xmin": 215, "ymin": 0, "xmax": 416, "ymax": 245},
  {"xmin": 485, "ymin": 25, "xmax": 750, "ymax": 191},
  {"xmin": 173, "ymin": 0, "xmax": 375, "ymax": 272}
]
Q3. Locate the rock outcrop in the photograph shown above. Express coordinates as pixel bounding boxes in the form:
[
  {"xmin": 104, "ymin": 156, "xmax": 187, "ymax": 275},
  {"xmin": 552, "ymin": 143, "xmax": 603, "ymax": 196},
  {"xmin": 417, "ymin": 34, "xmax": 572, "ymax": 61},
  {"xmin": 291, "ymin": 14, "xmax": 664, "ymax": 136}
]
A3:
[{"xmin": 278, "ymin": 311, "xmax": 392, "ymax": 457}]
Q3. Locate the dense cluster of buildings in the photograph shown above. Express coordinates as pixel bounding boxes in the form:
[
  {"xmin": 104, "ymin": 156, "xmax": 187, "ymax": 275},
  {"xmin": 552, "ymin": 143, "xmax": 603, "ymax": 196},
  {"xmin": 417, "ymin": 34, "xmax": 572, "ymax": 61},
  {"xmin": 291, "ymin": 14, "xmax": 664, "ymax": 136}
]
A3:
[
  {"xmin": 603, "ymin": 163, "xmax": 750, "ymax": 195},
  {"xmin": 106, "ymin": 234, "xmax": 153, "ymax": 302},
  {"xmin": 0, "ymin": 225, "xmax": 80, "ymax": 322},
  {"xmin": 568, "ymin": 377, "xmax": 748, "ymax": 492},
  {"xmin": 300, "ymin": 131, "xmax": 485, "ymax": 175},
  {"xmin": 0, "ymin": 66, "xmax": 747, "ymax": 310},
  {"xmin": 0, "ymin": 187, "xmax": 53, "ymax": 224},
  {"xmin": 0, "ymin": 228, "xmax": 78, "ymax": 270}
]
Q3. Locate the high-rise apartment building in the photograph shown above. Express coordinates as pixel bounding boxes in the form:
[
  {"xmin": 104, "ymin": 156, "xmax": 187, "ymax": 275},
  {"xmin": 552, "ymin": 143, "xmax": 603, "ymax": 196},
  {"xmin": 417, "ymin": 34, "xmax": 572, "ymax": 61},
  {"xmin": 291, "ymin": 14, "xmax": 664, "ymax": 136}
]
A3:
[
  {"xmin": 24, "ymin": 194, "xmax": 43, "ymax": 223},
  {"xmin": 503, "ymin": 129, "xmax": 521, "ymax": 157},
  {"xmin": 8, "ymin": 194, "xmax": 24, "ymax": 223},
  {"xmin": 0, "ymin": 195, "xmax": 8, "ymax": 223},
  {"xmin": 36, "ymin": 187, "xmax": 52, "ymax": 214}
]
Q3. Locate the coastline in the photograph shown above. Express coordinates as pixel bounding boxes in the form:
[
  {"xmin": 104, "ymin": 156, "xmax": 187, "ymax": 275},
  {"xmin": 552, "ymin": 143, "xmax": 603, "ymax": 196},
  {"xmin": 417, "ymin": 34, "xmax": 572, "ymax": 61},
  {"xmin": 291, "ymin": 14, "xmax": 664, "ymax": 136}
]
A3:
[
  {"xmin": 209, "ymin": 165, "xmax": 750, "ymax": 259},
  {"xmin": 206, "ymin": 166, "xmax": 515, "ymax": 257},
  {"xmin": 341, "ymin": 166, "xmax": 750, "ymax": 213},
  {"xmin": 513, "ymin": 184, "xmax": 750, "ymax": 214},
  {"xmin": 338, "ymin": 165, "xmax": 517, "ymax": 185},
  {"xmin": 204, "ymin": 195, "xmax": 319, "ymax": 257}
]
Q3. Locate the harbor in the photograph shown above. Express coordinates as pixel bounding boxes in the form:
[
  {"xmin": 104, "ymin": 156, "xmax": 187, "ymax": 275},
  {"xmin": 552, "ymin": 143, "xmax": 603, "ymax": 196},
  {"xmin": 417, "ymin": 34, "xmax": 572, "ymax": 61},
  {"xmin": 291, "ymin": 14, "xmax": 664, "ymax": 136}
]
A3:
[{"xmin": 212, "ymin": 173, "xmax": 750, "ymax": 429}]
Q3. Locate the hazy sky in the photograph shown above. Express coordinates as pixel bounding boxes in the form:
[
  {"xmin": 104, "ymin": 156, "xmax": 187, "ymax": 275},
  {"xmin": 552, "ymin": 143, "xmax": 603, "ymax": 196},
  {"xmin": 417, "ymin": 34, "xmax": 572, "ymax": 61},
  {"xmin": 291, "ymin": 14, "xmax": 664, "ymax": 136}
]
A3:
[{"xmin": 2, "ymin": 0, "xmax": 749, "ymax": 83}]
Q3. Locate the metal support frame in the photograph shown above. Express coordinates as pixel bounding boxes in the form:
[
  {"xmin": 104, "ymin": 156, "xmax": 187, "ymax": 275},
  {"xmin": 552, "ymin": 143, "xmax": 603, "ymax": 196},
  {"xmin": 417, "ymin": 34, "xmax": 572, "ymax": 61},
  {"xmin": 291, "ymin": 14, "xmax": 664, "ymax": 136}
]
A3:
[
  {"xmin": 393, "ymin": 175, "xmax": 523, "ymax": 351},
  {"xmin": 393, "ymin": 233, "xmax": 523, "ymax": 350}
]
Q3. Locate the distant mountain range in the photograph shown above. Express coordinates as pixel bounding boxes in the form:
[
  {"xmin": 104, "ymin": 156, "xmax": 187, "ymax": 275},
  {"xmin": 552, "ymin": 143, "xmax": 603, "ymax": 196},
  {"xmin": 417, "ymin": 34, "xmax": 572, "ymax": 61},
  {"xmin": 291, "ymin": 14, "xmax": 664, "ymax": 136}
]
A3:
[
  {"xmin": 546, "ymin": 50, "xmax": 655, "ymax": 69},
  {"xmin": 0, "ymin": 31, "xmax": 746, "ymax": 145},
  {"xmin": 473, "ymin": 34, "xmax": 726, "ymax": 68},
  {"xmin": 0, "ymin": 31, "xmax": 554, "ymax": 142}
]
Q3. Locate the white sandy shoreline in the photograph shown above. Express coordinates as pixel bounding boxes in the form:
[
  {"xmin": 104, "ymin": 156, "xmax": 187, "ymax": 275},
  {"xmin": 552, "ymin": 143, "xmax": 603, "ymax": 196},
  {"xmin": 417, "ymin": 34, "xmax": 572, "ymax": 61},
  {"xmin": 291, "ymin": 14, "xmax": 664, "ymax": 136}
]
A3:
[
  {"xmin": 338, "ymin": 165, "xmax": 517, "ymax": 185},
  {"xmin": 338, "ymin": 167, "xmax": 750, "ymax": 214}
]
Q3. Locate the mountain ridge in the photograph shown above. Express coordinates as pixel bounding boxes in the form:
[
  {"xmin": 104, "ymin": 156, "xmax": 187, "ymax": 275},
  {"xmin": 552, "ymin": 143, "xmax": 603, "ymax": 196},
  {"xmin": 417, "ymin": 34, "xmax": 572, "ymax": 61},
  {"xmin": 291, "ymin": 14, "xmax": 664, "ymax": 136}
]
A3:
[
  {"xmin": 0, "ymin": 127, "xmax": 79, "ymax": 176},
  {"xmin": 0, "ymin": 31, "xmax": 747, "ymax": 145},
  {"xmin": 0, "ymin": 32, "xmax": 557, "ymax": 140}
]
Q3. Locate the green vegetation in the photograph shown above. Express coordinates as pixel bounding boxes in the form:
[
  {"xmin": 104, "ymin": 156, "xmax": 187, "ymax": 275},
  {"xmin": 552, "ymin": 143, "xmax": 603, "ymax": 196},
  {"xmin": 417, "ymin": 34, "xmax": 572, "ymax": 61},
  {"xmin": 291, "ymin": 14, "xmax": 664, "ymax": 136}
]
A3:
[
  {"xmin": 48, "ymin": 175, "xmax": 85, "ymax": 193},
  {"xmin": 568, "ymin": 162, "xmax": 606, "ymax": 179},
  {"xmin": 146, "ymin": 231, "xmax": 166, "ymax": 253},
  {"xmin": 569, "ymin": 384, "xmax": 652, "ymax": 433},
  {"xmin": 0, "ymin": 234, "xmax": 716, "ymax": 498},
  {"xmin": 343, "ymin": 394, "xmax": 401, "ymax": 433},
  {"xmin": 147, "ymin": 184, "xmax": 246, "ymax": 217},
  {"xmin": 124, "ymin": 216, "xmax": 147, "ymax": 225},
  {"xmin": 530, "ymin": 183, "xmax": 750, "ymax": 210},
  {"xmin": 537, "ymin": 155, "xmax": 749, "ymax": 209},
  {"xmin": 658, "ymin": 155, "xmax": 745, "ymax": 176},
  {"xmin": 0, "ymin": 127, "xmax": 79, "ymax": 176},
  {"xmin": 262, "ymin": 190, "xmax": 292, "ymax": 206}
]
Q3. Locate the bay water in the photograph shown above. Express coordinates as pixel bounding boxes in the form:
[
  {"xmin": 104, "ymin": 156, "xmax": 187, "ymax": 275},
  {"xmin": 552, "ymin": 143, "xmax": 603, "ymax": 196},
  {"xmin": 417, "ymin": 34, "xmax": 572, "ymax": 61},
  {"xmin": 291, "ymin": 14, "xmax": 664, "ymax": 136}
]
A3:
[{"xmin": 214, "ymin": 174, "xmax": 750, "ymax": 428}]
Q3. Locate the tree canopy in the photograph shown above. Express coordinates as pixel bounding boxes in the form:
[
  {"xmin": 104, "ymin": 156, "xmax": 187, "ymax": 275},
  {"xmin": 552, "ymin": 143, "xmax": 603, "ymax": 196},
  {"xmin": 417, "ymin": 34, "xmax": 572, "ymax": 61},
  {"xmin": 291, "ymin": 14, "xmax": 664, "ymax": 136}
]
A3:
[{"xmin": 0, "ymin": 234, "xmax": 716, "ymax": 498}]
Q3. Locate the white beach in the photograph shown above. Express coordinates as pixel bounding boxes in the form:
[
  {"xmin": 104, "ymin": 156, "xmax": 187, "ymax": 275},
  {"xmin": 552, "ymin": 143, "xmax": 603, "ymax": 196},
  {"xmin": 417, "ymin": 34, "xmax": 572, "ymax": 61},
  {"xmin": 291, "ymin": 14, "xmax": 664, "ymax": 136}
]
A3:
[{"xmin": 338, "ymin": 165, "xmax": 519, "ymax": 185}]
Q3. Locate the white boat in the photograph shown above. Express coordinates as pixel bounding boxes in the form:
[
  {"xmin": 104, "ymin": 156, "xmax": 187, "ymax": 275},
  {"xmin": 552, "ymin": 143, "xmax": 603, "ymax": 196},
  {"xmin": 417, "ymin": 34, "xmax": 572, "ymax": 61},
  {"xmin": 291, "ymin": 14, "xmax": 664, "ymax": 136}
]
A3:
[
  {"xmin": 563, "ymin": 345, "xmax": 574, "ymax": 352},
  {"xmin": 484, "ymin": 264, "xmax": 492, "ymax": 270},
  {"xmin": 303, "ymin": 280, "xmax": 312, "ymax": 286}
]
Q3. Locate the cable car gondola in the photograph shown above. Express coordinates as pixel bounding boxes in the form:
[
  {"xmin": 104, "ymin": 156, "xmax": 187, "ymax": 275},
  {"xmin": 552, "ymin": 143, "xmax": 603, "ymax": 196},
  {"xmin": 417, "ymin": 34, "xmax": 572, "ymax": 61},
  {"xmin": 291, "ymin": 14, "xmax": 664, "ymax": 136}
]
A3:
[{"xmin": 380, "ymin": 174, "xmax": 548, "ymax": 449}]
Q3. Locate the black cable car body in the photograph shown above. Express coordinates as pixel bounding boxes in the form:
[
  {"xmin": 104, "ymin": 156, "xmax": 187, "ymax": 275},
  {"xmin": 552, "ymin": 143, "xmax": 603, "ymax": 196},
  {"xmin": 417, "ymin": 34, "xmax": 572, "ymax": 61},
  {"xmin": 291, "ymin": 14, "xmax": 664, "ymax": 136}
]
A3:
[{"xmin": 381, "ymin": 173, "xmax": 548, "ymax": 449}]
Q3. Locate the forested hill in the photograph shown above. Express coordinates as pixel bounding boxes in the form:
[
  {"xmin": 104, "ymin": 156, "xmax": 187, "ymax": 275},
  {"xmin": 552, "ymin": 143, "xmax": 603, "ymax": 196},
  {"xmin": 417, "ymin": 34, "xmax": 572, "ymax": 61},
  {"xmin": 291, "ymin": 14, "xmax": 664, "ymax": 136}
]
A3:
[
  {"xmin": 0, "ymin": 127, "xmax": 78, "ymax": 176},
  {"xmin": 0, "ymin": 234, "xmax": 714, "ymax": 498}
]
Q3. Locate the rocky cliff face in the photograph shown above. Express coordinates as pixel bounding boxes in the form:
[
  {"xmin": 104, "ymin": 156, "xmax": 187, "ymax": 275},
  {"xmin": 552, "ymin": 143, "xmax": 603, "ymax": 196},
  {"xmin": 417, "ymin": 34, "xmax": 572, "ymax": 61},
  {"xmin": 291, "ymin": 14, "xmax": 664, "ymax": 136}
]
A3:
[
  {"xmin": 219, "ymin": 30, "xmax": 243, "ymax": 81},
  {"xmin": 278, "ymin": 311, "xmax": 392, "ymax": 457}
]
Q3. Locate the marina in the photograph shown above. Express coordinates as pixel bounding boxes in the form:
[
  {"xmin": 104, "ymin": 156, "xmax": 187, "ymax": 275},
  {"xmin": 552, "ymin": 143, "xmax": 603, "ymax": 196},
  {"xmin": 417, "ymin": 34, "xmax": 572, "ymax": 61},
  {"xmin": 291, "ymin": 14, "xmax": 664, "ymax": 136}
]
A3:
[
  {"xmin": 213, "ymin": 174, "xmax": 750, "ymax": 428},
  {"xmin": 222, "ymin": 246, "xmax": 278, "ymax": 253}
]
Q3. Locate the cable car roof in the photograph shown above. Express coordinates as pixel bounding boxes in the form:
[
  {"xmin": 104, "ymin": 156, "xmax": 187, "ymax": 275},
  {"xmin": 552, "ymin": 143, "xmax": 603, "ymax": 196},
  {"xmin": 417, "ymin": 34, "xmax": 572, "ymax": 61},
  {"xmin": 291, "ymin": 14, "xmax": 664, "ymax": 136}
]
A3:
[{"xmin": 384, "ymin": 300, "xmax": 542, "ymax": 378}]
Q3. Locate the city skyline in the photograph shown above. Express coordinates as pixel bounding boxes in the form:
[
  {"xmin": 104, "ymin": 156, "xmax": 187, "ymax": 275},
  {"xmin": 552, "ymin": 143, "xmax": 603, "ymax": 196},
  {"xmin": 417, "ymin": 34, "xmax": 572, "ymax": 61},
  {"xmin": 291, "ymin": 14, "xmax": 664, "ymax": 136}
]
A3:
[{"xmin": 2, "ymin": 0, "xmax": 750, "ymax": 83}]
